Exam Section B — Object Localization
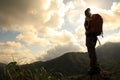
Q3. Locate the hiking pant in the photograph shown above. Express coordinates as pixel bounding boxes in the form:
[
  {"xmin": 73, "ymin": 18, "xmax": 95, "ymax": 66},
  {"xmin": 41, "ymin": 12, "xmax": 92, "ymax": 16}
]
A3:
[{"xmin": 86, "ymin": 36, "xmax": 98, "ymax": 68}]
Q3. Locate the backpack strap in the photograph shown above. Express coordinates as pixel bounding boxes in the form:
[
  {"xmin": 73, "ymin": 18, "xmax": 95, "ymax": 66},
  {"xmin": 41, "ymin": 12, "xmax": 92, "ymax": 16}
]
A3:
[
  {"xmin": 97, "ymin": 37, "xmax": 101, "ymax": 45},
  {"xmin": 101, "ymin": 31, "xmax": 104, "ymax": 38}
]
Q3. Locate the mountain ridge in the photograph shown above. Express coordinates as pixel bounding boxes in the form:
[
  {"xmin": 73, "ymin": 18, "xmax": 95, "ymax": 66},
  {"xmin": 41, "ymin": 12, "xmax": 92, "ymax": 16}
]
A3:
[
  {"xmin": 30, "ymin": 42, "xmax": 120, "ymax": 77},
  {"xmin": 0, "ymin": 42, "xmax": 120, "ymax": 79}
]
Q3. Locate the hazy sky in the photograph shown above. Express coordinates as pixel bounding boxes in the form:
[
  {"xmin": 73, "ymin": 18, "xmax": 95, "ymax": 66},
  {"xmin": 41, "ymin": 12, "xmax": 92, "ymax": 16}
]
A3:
[{"xmin": 0, "ymin": 0, "xmax": 120, "ymax": 64}]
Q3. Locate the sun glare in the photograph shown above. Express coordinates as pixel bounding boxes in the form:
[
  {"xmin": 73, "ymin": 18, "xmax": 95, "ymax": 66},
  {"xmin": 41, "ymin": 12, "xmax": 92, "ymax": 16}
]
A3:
[{"xmin": 89, "ymin": 6, "xmax": 98, "ymax": 14}]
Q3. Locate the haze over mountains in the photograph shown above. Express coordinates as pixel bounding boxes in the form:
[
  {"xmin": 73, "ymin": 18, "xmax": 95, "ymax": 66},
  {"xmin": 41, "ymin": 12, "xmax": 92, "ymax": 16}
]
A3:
[
  {"xmin": 0, "ymin": 42, "xmax": 120, "ymax": 79},
  {"xmin": 22, "ymin": 42, "xmax": 120, "ymax": 78}
]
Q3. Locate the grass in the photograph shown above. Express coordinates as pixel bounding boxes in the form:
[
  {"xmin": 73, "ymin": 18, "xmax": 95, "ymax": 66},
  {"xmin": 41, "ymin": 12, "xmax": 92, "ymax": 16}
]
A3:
[
  {"xmin": 0, "ymin": 61, "xmax": 119, "ymax": 80},
  {"xmin": 1, "ymin": 61, "xmax": 65, "ymax": 80}
]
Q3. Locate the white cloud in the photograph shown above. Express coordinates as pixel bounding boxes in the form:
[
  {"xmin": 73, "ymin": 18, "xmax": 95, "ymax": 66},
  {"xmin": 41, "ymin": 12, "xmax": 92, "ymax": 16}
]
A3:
[
  {"xmin": 0, "ymin": 0, "xmax": 120, "ymax": 64},
  {"xmin": 42, "ymin": 43, "xmax": 81, "ymax": 61},
  {"xmin": 111, "ymin": 2, "xmax": 120, "ymax": 13},
  {"xmin": 98, "ymin": 2, "xmax": 120, "ymax": 31},
  {"xmin": 101, "ymin": 30, "xmax": 120, "ymax": 44},
  {"xmin": 16, "ymin": 25, "xmax": 50, "ymax": 46},
  {"xmin": 0, "ymin": 41, "xmax": 23, "ymax": 48},
  {"xmin": 0, "ymin": 41, "xmax": 36, "ymax": 64},
  {"xmin": 65, "ymin": 1, "xmax": 120, "ymax": 51},
  {"xmin": 49, "ymin": 30, "xmax": 77, "ymax": 45},
  {"xmin": 65, "ymin": 0, "xmax": 86, "ymax": 26},
  {"xmin": 0, "ymin": 0, "xmax": 65, "ymax": 45},
  {"xmin": 94, "ymin": 2, "xmax": 120, "ymax": 44},
  {"xmin": 0, "ymin": 0, "xmax": 79, "ymax": 64},
  {"xmin": 75, "ymin": 27, "xmax": 86, "ymax": 51}
]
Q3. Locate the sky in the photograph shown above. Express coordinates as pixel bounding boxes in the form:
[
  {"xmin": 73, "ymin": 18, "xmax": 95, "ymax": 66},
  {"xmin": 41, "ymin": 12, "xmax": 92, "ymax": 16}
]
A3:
[{"xmin": 0, "ymin": 0, "xmax": 120, "ymax": 64}]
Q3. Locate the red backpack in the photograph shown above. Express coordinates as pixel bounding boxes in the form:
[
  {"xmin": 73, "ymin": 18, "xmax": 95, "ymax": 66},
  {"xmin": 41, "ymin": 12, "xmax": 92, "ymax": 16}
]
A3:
[{"xmin": 85, "ymin": 14, "xmax": 103, "ymax": 36}]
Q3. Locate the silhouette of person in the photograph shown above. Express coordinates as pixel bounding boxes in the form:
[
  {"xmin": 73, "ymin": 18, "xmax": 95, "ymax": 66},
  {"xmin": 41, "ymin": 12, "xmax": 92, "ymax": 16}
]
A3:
[{"xmin": 84, "ymin": 8, "xmax": 101, "ymax": 74}]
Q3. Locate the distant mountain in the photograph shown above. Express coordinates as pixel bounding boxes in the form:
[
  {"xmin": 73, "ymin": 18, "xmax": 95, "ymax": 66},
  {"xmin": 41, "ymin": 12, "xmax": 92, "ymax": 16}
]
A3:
[
  {"xmin": 32, "ymin": 52, "xmax": 89, "ymax": 76},
  {"xmin": 29, "ymin": 42, "xmax": 120, "ymax": 76},
  {"xmin": 96, "ymin": 42, "xmax": 120, "ymax": 77},
  {"xmin": 97, "ymin": 42, "xmax": 120, "ymax": 67},
  {"xmin": 0, "ymin": 42, "xmax": 120, "ymax": 78}
]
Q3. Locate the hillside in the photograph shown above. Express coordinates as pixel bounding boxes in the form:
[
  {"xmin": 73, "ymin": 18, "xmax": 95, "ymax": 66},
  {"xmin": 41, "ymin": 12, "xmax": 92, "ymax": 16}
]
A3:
[
  {"xmin": 0, "ymin": 42, "xmax": 120, "ymax": 79},
  {"xmin": 32, "ymin": 52, "xmax": 89, "ymax": 76},
  {"xmin": 20, "ymin": 42, "xmax": 120, "ymax": 78},
  {"xmin": 30, "ymin": 42, "xmax": 120, "ymax": 77},
  {"xmin": 96, "ymin": 42, "xmax": 120, "ymax": 78}
]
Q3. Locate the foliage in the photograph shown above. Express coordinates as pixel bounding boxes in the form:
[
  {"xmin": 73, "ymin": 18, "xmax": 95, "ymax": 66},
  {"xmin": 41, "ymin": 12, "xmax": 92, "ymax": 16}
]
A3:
[{"xmin": 1, "ymin": 61, "xmax": 64, "ymax": 80}]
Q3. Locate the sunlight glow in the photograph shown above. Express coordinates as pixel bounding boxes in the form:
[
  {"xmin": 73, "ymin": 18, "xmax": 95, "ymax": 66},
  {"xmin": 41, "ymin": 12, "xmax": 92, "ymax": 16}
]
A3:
[{"xmin": 89, "ymin": 6, "xmax": 98, "ymax": 14}]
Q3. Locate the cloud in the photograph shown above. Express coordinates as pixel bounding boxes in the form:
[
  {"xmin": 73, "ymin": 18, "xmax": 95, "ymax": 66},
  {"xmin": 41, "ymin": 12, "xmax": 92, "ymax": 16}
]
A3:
[
  {"xmin": 41, "ymin": 43, "xmax": 81, "ymax": 61},
  {"xmin": 0, "ymin": 0, "xmax": 64, "ymax": 28},
  {"xmin": 0, "ymin": 41, "xmax": 23, "ymax": 48},
  {"xmin": 65, "ymin": 0, "xmax": 86, "ymax": 26},
  {"xmin": 101, "ymin": 30, "xmax": 120, "ymax": 44},
  {"xmin": 75, "ymin": 27, "xmax": 86, "ymax": 51},
  {"xmin": 94, "ymin": 2, "xmax": 120, "ymax": 45},
  {"xmin": 0, "ymin": 0, "xmax": 65, "ymax": 45},
  {"xmin": 98, "ymin": 2, "xmax": 120, "ymax": 31},
  {"xmin": 0, "ymin": 0, "xmax": 120, "ymax": 64},
  {"xmin": 0, "ymin": 41, "xmax": 36, "ymax": 64},
  {"xmin": 16, "ymin": 26, "xmax": 50, "ymax": 46},
  {"xmin": 64, "ymin": 1, "xmax": 120, "ymax": 51},
  {"xmin": 64, "ymin": 1, "xmax": 120, "ymax": 32},
  {"xmin": 49, "ymin": 30, "xmax": 77, "ymax": 45}
]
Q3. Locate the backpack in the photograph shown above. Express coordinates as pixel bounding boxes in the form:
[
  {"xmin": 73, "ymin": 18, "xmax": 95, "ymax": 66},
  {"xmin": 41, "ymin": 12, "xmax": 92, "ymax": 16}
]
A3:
[{"xmin": 85, "ymin": 14, "xmax": 103, "ymax": 36}]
